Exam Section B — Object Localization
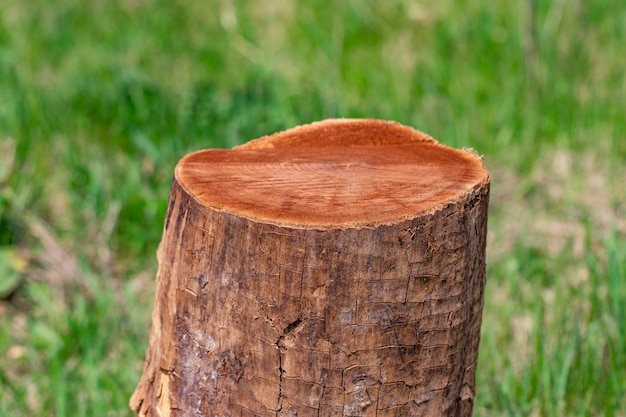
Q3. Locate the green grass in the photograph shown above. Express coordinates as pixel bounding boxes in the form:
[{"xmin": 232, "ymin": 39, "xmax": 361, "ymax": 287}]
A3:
[{"xmin": 1, "ymin": 1, "xmax": 625, "ymax": 415}]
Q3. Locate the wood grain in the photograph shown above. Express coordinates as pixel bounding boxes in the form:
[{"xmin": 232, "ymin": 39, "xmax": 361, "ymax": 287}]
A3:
[{"xmin": 177, "ymin": 119, "xmax": 486, "ymax": 228}]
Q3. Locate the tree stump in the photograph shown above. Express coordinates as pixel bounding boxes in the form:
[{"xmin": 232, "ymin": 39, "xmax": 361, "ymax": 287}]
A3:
[{"xmin": 130, "ymin": 119, "xmax": 490, "ymax": 417}]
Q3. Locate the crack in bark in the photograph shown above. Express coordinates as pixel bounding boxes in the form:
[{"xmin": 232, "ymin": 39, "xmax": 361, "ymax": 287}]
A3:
[
  {"xmin": 279, "ymin": 318, "xmax": 303, "ymax": 346},
  {"xmin": 276, "ymin": 317, "xmax": 303, "ymax": 413}
]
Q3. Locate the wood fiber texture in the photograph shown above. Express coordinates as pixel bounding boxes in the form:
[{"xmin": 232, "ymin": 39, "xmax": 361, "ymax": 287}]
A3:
[{"xmin": 130, "ymin": 119, "xmax": 490, "ymax": 417}]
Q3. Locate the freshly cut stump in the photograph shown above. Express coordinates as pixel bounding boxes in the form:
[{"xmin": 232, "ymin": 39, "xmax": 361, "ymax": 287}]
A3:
[{"xmin": 130, "ymin": 119, "xmax": 490, "ymax": 417}]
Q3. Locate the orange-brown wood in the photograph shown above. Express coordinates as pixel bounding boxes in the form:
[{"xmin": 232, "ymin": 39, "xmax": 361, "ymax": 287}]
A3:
[
  {"xmin": 177, "ymin": 119, "xmax": 486, "ymax": 228},
  {"xmin": 131, "ymin": 119, "xmax": 490, "ymax": 417}
]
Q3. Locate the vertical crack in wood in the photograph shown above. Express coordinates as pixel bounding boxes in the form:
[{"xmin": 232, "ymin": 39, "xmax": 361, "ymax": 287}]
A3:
[{"xmin": 276, "ymin": 317, "xmax": 303, "ymax": 413}]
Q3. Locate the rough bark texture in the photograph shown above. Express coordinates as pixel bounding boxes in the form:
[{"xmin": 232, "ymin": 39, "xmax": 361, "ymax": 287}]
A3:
[{"xmin": 130, "ymin": 119, "xmax": 490, "ymax": 417}]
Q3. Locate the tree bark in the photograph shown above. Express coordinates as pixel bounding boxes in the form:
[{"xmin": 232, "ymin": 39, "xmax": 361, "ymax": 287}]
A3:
[{"xmin": 130, "ymin": 119, "xmax": 490, "ymax": 417}]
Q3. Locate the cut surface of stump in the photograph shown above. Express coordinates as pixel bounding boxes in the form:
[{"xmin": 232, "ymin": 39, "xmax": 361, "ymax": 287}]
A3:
[{"xmin": 131, "ymin": 119, "xmax": 490, "ymax": 417}]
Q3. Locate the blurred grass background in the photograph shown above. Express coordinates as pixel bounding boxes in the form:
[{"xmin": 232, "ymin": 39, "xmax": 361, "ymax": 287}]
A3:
[{"xmin": 0, "ymin": 0, "xmax": 624, "ymax": 416}]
